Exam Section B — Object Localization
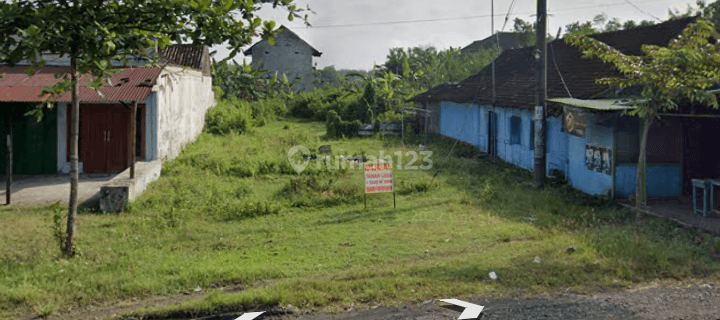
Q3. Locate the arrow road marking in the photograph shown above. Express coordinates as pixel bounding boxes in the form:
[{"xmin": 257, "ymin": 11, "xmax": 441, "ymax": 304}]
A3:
[
  {"xmin": 439, "ymin": 299, "xmax": 484, "ymax": 320},
  {"xmin": 234, "ymin": 311, "xmax": 265, "ymax": 320}
]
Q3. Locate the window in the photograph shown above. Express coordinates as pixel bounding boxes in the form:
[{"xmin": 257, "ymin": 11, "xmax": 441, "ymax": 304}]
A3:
[
  {"xmin": 529, "ymin": 120, "xmax": 535, "ymax": 150},
  {"xmin": 510, "ymin": 116, "xmax": 521, "ymax": 145}
]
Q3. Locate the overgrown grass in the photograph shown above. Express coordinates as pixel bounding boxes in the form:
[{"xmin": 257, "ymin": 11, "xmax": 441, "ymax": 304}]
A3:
[{"xmin": 1, "ymin": 119, "xmax": 719, "ymax": 319}]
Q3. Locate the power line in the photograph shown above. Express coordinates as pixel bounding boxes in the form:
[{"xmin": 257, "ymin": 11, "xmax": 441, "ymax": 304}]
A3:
[
  {"xmin": 621, "ymin": 0, "xmax": 662, "ymax": 21},
  {"xmin": 501, "ymin": 0, "xmax": 518, "ymax": 32},
  {"xmin": 308, "ymin": 0, "xmax": 668, "ymax": 29}
]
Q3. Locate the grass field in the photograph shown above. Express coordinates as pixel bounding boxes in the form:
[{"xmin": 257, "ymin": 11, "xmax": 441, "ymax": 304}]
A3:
[{"xmin": 1, "ymin": 119, "xmax": 719, "ymax": 319}]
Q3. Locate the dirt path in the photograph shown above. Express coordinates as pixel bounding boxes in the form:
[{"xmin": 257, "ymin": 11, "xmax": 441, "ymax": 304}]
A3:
[
  {"xmin": 23, "ymin": 280, "xmax": 720, "ymax": 320},
  {"xmin": 258, "ymin": 283, "xmax": 720, "ymax": 320}
]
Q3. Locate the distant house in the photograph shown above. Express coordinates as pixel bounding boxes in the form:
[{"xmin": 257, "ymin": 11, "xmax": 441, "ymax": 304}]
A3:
[
  {"xmin": 460, "ymin": 32, "xmax": 532, "ymax": 55},
  {"xmin": 0, "ymin": 44, "xmax": 215, "ymax": 175},
  {"xmin": 411, "ymin": 17, "xmax": 719, "ymax": 200},
  {"xmin": 243, "ymin": 26, "xmax": 322, "ymax": 92}
]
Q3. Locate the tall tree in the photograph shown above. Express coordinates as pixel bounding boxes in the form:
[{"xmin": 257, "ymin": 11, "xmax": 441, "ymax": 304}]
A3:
[
  {"xmin": 0, "ymin": 0, "xmax": 304, "ymax": 257},
  {"xmin": 567, "ymin": 19, "xmax": 720, "ymax": 217}
]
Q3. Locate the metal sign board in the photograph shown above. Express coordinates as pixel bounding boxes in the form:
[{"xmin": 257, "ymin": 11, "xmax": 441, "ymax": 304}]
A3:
[
  {"xmin": 364, "ymin": 164, "xmax": 393, "ymax": 194},
  {"xmin": 563, "ymin": 106, "xmax": 588, "ymax": 137}
]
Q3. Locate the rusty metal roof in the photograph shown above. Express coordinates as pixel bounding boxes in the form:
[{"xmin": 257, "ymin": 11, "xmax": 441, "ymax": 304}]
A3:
[
  {"xmin": 159, "ymin": 44, "xmax": 206, "ymax": 69},
  {"xmin": 0, "ymin": 66, "xmax": 162, "ymax": 103}
]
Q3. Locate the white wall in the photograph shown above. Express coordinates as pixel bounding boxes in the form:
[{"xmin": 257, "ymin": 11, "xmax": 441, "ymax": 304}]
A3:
[
  {"xmin": 250, "ymin": 31, "xmax": 315, "ymax": 91},
  {"xmin": 150, "ymin": 65, "xmax": 216, "ymax": 161},
  {"xmin": 56, "ymin": 102, "xmax": 84, "ymax": 174}
]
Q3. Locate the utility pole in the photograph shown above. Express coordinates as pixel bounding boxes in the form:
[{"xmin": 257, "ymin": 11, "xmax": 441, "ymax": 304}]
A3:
[
  {"xmin": 533, "ymin": 0, "xmax": 547, "ymax": 186},
  {"xmin": 491, "ymin": 0, "xmax": 495, "ymax": 105}
]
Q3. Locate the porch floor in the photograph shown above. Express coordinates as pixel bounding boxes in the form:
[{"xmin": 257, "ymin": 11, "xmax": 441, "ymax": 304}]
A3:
[
  {"xmin": 0, "ymin": 174, "xmax": 116, "ymax": 207},
  {"xmin": 621, "ymin": 198, "xmax": 720, "ymax": 236}
]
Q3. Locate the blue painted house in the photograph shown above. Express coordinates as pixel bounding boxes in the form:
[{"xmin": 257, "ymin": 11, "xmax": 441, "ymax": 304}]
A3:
[{"xmin": 411, "ymin": 17, "xmax": 719, "ymax": 200}]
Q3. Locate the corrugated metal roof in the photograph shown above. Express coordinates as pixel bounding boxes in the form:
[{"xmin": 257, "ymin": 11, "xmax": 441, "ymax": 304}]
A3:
[
  {"xmin": 0, "ymin": 66, "xmax": 162, "ymax": 103},
  {"xmin": 159, "ymin": 44, "xmax": 205, "ymax": 69},
  {"xmin": 548, "ymin": 98, "xmax": 638, "ymax": 111}
]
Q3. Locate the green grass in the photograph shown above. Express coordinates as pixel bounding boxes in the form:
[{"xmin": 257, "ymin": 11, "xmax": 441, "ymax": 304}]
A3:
[{"xmin": 1, "ymin": 119, "xmax": 719, "ymax": 319}]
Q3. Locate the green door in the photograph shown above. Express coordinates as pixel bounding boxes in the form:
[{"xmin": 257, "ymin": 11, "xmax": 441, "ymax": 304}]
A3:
[{"xmin": 0, "ymin": 104, "xmax": 57, "ymax": 175}]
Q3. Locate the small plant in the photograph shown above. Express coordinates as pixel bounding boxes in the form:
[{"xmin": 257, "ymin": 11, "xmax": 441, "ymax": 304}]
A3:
[{"xmin": 48, "ymin": 202, "xmax": 66, "ymax": 252}]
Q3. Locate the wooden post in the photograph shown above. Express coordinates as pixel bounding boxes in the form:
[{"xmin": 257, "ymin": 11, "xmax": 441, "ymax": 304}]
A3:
[
  {"xmin": 364, "ymin": 193, "xmax": 366, "ymax": 209},
  {"xmin": 6, "ymin": 114, "xmax": 11, "ymax": 205},
  {"xmin": 130, "ymin": 101, "xmax": 137, "ymax": 179},
  {"xmin": 393, "ymin": 192, "xmax": 396, "ymax": 208}
]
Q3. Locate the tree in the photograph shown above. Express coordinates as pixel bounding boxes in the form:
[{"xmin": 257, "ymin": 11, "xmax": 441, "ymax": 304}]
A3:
[
  {"xmin": 513, "ymin": 18, "xmax": 536, "ymax": 46},
  {"xmin": 567, "ymin": 19, "xmax": 720, "ymax": 217},
  {"xmin": 0, "ymin": 0, "xmax": 304, "ymax": 257},
  {"xmin": 669, "ymin": 0, "xmax": 720, "ymax": 25}
]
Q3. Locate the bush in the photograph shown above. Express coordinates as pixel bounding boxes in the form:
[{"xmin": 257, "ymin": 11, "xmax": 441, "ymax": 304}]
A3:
[
  {"xmin": 326, "ymin": 110, "xmax": 362, "ymax": 139},
  {"xmin": 206, "ymin": 98, "xmax": 253, "ymax": 135},
  {"xmin": 251, "ymin": 98, "xmax": 287, "ymax": 126}
]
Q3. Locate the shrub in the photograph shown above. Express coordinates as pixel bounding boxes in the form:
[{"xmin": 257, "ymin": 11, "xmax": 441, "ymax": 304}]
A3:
[
  {"xmin": 251, "ymin": 98, "xmax": 287, "ymax": 126},
  {"xmin": 206, "ymin": 98, "xmax": 253, "ymax": 135},
  {"xmin": 326, "ymin": 110, "xmax": 362, "ymax": 139}
]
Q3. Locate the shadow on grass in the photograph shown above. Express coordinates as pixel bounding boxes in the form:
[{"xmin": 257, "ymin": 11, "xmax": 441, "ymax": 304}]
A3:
[{"xmin": 318, "ymin": 207, "xmax": 411, "ymax": 225}]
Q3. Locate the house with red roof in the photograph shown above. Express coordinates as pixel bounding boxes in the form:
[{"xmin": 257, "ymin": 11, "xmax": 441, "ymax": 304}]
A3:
[{"xmin": 0, "ymin": 44, "xmax": 215, "ymax": 175}]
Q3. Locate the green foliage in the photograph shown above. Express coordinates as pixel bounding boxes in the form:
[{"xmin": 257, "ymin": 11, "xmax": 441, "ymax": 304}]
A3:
[
  {"xmin": 567, "ymin": 19, "xmax": 720, "ymax": 117},
  {"xmin": 206, "ymin": 97, "xmax": 288, "ymax": 135},
  {"xmin": 326, "ymin": 110, "xmax": 362, "ymax": 139},
  {"xmin": 381, "ymin": 46, "xmax": 497, "ymax": 90},
  {"xmin": 212, "ymin": 60, "xmax": 296, "ymax": 101},
  {"xmin": 277, "ymin": 175, "xmax": 363, "ymax": 208},
  {"xmin": 205, "ymin": 98, "xmax": 253, "ymax": 135}
]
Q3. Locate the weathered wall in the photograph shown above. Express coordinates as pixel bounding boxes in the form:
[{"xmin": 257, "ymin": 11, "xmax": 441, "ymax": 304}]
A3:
[
  {"xmin": 440, "ymin": 102, "xmax": 565, "ymax": 174},
  {"xmin": 439, "ymin": 102, "xmax": 481, "ymax": 146},
  {"xmin": 150, "ymin": 65, "xmax": 215, "ymax": 161},
  {"xmin": 250, "ymin": 31, "xmax": 315, "ymax": 91},
  {"xmin": 57, "ymin": 103, "xmax": 84, "ymax": 174}
]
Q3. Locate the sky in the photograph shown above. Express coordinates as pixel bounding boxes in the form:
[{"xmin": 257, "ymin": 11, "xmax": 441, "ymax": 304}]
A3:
[{"xmin": 213, "ymin": 0, "xmax": 701, "ymax": 70}]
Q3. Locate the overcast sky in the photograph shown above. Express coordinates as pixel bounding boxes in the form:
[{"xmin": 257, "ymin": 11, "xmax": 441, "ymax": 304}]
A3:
[{"xmin": 213, "ymin": 0, "xmax": 700, "ymax": 70}]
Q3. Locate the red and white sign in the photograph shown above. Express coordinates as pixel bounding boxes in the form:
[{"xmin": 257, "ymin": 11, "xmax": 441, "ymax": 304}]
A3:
[{"xmin": 364, "ymin": 164, "xmax": 393, "ymax": 194}]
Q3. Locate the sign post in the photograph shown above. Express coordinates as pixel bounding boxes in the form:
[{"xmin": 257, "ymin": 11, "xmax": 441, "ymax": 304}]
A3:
[{"xmin": 364, "ymin": 163, "xmax": 394, "ymax": 208}]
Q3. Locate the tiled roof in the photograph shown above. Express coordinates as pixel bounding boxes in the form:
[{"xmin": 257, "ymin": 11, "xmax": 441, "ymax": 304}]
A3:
[
  {"xmin": 410, "ymin": 17, "xmax": 699, "ymax": 108},
  {"xmin": 461, "ymin": 32, "xmax": 532, "ymax": 54},
  {"xmin": 243, "ymin": 25, "xmax": 322, "ymax": 57},
  {"xmin": 159, "ymin": 44, "xmax": 207, "ymax": 69},
  {"xmin": 0, "ymin": 66, "xmax": 162, "ymax": 103}
]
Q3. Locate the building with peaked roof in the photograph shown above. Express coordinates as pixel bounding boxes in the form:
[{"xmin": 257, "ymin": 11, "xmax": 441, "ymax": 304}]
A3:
[
  {"xmin": 411, "ymin": 17, "xmax": 719, "ymax": 200},
  {"xmin": 243, "ymin": 25, "xmax": 322, "ymax": 91},
  {"xmin": 460, "ymin": 32, "xmax": 533, "ymax": 55},
  {"xmin": 0, "ymin": 44, "xmax": 216, "ymax": 175}
]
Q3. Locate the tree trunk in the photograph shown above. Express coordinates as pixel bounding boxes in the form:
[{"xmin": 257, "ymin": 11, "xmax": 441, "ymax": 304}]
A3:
[
  {"xmin": 635, "ymin": 116, "xmax": 653, "ymax": 221},
  {"xmin": 64, "ymin": 54, "xmax": 79, "ymax": 257}
]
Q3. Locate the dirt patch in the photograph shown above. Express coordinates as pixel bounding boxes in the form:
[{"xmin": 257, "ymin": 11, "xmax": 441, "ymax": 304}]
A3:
[{"xmin": 20, "ymin": 280, "xmax": 720, "ymax": 320}]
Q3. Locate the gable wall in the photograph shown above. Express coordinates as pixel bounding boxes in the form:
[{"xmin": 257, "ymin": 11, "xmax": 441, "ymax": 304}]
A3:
[{"xmin": 250, "ymin": 31, "xmax": 315, "ymax": 91}]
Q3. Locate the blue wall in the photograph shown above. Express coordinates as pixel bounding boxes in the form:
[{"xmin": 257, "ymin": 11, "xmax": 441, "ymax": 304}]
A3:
[
  {"xmin": 440, "ymin": 103, "xmax": 565, "ymax": 173},
  {"xmin": 615, "ymin": 164, "xmax": 683, "ymax": 198},
  {"xmin": 439, "ymin": 101, "xmax": 683, "ymax": 199},
  {"xmin": 439, "ymin": 102, "xmax": 481, "ymax": 147},
  {"xmin": 566, "ymin": 115, "xmax": 615, "ymax": 196}
]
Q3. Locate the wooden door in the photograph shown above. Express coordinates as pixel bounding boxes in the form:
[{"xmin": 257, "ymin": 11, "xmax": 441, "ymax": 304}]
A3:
[
  {"xmin": 105, "ymin": 106, "xmax": 129, "ymax": 172},
  {"xmin": 79, "ymin": 105, "xmax": 130, "ymax": 173},
  {"xmin": 80, "ymin": 106, "xmax": 108, "ymax": 173},
  {"xmin": 488, "ymin": 111, "xmax": 497, "ymax": 157}
]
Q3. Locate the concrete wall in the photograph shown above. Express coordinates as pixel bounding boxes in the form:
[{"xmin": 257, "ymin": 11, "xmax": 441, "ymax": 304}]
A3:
[
  {"xmin": 250, "ymin": 30, "xmax": 315, "ymax": 92},
  {"xmin": 150, "ymin": 65, "xmax": 215, "ymax": 161},
  {"xmin": 439, "ymin": 102, "xmax": 481, "ymax": 146},
  {"xmin": 566, "ymin": 115, "xmax": 615, "ymax": 197},
  {"xmin": 439, "ymin": 102, "xmax": 567, "ymax": 175},
  {"xmin": 56, "ymin": 102, "xmax": 84, "ymax": 174},
  {"xmin": 615, "ymin": 164, "xmax": 683, "ymax": 198}
]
